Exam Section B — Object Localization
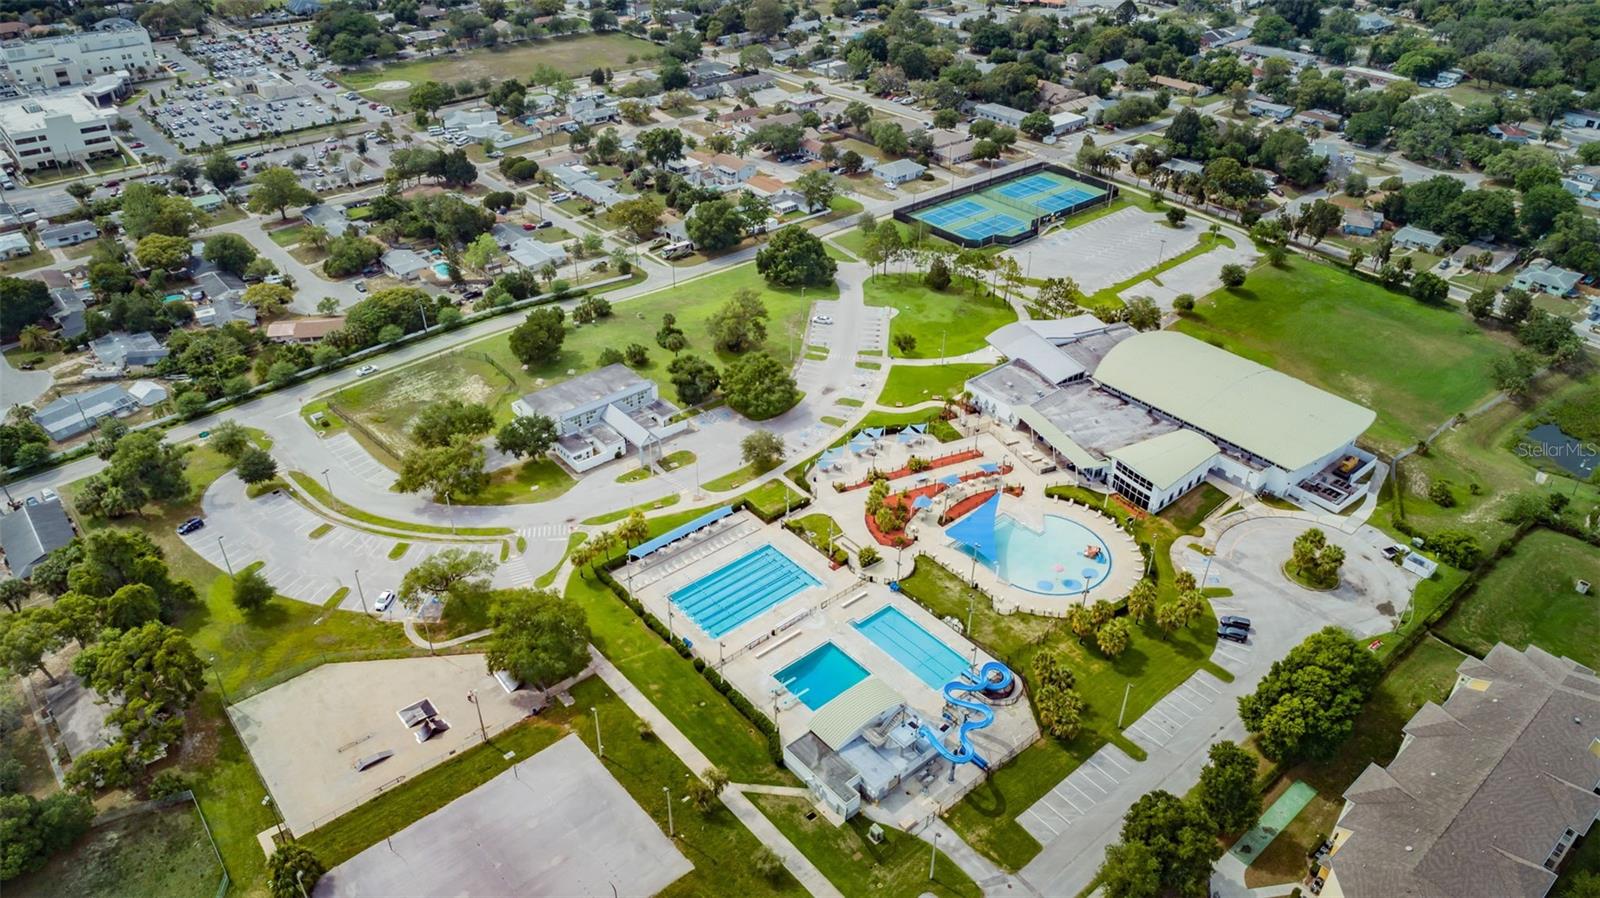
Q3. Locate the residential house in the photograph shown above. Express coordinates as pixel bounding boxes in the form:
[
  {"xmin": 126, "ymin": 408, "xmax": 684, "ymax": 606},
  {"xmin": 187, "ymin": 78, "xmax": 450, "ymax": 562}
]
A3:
[
  {"xmin": 1294, "ymin": 109, "xmax": 1343, "ymax": 131},
  {"xmin": 1035, "ymin": 82, "xmax": 1083, "ymax": 111},
  {"xmin": 972, "ymin": 102, "xmax": 1029, "ymax": 129},
  {"xmin": 1341, "ymin": 209, "xmax": 1384, "ymax": 237},
  {"xmin": 32, "ymin": 383, "xmax": 139, "ymax": 441},
  {"xmin": 48, "ymin": 285, "xmax": 88, "ymax": 338},
  {"xmin": 509, "ymin": 364, "xmax": 687, "ymax": 473},
  {"xmin": 1449, "ymin": 240, "xmax": 1517, "ymax": 274},
  {"xmin": 302, "ymin": 203, "xmax": 352, "ymax": 238},
  {"xmin": 1393, "ymin": 224, "xmax": 1445, "ymax": 252},
  {"xmin": 1511, "ymin": 258, "xmax": 1583, "ymax": 297},
  {"xmin": 1247, "ymin": 98, "xmax": 1294, "ymax": 122},
  {"xmin": 1238, "ymin": 44, "xmax": 1316, "ymax": 71},
  {"xmin": 1324, "ymin": 643, "xmax": 1600, "ymax": 898},
  {"xmin": 686, "ymin": 151, "xmax": 757, "ymax": 187},
  {"xmin": 507, "ymin": 238, "xmax": 567, "ymax": 272},
  {"xmin": 127, "ymin": 380, "xmax": 166, "ymax": 407},
  {"xmin": 812, "ymin": 59, "xmax": 850, "ymax": 80},
  {"xmin": 1311, "ymin": 140, "xmax": 1354, "ymax": 178},
  {"xmin": 0, "ymin": 498, "xmax": 76, "ymax": 578},
  {"xmin": 1343, "ymin": 65, "xmax": 1408, "ymax": 87},
  {"xmin": 1199, "ymin": 25, "xmax": 1250, "ymax": 49},
  {"xmin": 876, "ymin": 158, "xmax": 926, "ymax": 186},
  {"xmin": 381, "ymin": 248, "xmax": 430, "ymax": 281},
  {"xmin": 265, "ymin": 317, "xmax": 344, "ymax": 344},
  {"xmin": 37, "ymin": 220, "xmax": 98, "ymax": 248},
  {"xmin": 190, "ymin": 192, "xmax": 226, "ymax": 214},
  {"xmin": 571, "ymin": 178, "xmax": 625, "ymax": 209},
  {"xmin": 567, "ymin": 94, "xmax": 620, "ymax": 126},
  {"xmin": 1355, "ymin": 13, "xmax": 1392, "ymax": 33},
  {"xmin": 0, "ymin": 231, "xmax": 29, "ymax": 259},
  {"xmin": 1150, "ymin": 75, "xmax": 1210, "ymax": 97},
  {"xmin": 1047, "ymin": 111, "xmax": 1087, "ymax": 136},
  {"xmin": 1160, "ymin": 158, "xmax": 1205, "ymax": 177},
  {"xmin": 1099, "ymin": 58, "xmax": 1130, "ymax": 76},
  {"xmin": 88, "ymin": 331, "xmax": 166, "ymax": 368},
  {"xmin": 1489, "ymin": 123, "xmax": 1534, "ymax": 144},
  {"xmin": 1061, "ymin": 52, "xmax": 1089, "ymax": 72}
]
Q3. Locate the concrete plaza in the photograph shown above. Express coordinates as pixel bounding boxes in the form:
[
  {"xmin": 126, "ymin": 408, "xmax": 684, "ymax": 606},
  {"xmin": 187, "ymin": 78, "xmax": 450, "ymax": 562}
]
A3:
[
  {"xmin": 228, "ymin": 655, "xmax": 547, "ymax": 835},
  {"xmin": 314, "ymin": 735, "xmax": 692, "ymax": 898}
]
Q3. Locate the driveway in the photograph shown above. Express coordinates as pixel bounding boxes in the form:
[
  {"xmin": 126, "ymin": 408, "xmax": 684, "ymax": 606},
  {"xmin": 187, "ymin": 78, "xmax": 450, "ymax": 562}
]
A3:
[
  {"xmin": 1018, "ymin": 514, "xmax": 1402, "ymax": 897},
  {"xmin": 0, "ymin": 351, "xmax": 52, "ymax": 407}
]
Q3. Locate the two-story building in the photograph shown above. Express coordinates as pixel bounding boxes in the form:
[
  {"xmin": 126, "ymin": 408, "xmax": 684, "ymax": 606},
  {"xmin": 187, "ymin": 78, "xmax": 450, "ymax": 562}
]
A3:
[{"xmin": 509, "ymin": 364, "xmax": 687, "ymax": 473}]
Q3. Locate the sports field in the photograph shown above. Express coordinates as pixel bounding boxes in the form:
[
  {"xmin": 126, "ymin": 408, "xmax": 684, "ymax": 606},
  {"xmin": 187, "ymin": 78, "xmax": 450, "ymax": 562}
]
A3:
[
  {"xmin": 336, "ymin": 34, "xmax": 658, "ymax": 105},
  {"xmin": 909, "ymin": 170, "xmax": 1107, "ymax": 242}
]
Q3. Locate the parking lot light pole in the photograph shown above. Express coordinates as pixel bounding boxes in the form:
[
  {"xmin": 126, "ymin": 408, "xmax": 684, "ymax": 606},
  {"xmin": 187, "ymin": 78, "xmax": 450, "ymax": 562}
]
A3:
[
  {"xmin": 467, "ymin": 690, "xmax": 486, "ymax": 742},
  {"xmin": 321, "ymin": 468, "xmax": 333, "ymax": 500},
  {"xmin": 929, "ymin": 830, "xmax": 939, "ymax": 880},
  {"xmin": 353, "ymin": 568, "xmax": 369, "ymax": 615},
  {"xmin": 591, "ymin": 707, "xmax": 603, "ymax": 759},
  {"xmin": 416, "ymin": 298, "xmax": 430, "ymax": 334},
  {"xmin": 663, "ymin": 786, "xmax": 674, "ymax": 837},
  {"xmin": 217, "ymin": 536, "xmax": 233, "ymax": 576},
  {"xmin": 1117, "ymin": 682, "xmax": 1132, "ymax": 729}
]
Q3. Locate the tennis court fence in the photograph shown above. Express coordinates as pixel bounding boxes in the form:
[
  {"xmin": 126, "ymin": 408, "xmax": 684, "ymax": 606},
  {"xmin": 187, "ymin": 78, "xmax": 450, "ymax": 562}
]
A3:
[{"xmin": 892, "ymin": 161, "xmax": 1119, "ymax": 248}]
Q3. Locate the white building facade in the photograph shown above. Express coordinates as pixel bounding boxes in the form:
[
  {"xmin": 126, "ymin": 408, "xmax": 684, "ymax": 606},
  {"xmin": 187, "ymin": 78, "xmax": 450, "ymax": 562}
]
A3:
[
  {"xmin": 0, "ymin": 94, "xmax": 116, "ymax": 170},
  {"xmin": 510, "ymin": 364, "xmax": 687, "ymax": 472},
  {"xmin": 0, "ymin": 23, "xmax": 157, "ymax": 89}
]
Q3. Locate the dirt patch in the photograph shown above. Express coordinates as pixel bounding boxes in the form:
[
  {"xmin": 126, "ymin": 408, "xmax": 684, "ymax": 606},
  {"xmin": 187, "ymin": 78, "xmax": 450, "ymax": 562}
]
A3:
[{"xmin": 372, "ymin": 79, "xmax": 411, "ymax": 91}]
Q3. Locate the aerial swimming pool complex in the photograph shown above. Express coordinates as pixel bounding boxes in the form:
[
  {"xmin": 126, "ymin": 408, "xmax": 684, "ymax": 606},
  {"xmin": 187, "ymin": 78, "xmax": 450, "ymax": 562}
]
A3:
[
  {"xmin": 947, "ymin": 495, "xmax": 1115, "ymax": 596},
  {"xmin": 668, "ymin": 544, "xmax": 821, "ymax": 638}
]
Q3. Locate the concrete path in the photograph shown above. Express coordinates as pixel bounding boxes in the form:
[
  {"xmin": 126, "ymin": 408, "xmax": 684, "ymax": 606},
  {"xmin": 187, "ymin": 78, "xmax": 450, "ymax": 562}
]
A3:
[
  {"xmin": 919, "ymin": 817, "xmax": 1039, "ymax": 898},
  {"xmin": 592, "ymin": 654, "xmax": 845, "ymax": 898}
]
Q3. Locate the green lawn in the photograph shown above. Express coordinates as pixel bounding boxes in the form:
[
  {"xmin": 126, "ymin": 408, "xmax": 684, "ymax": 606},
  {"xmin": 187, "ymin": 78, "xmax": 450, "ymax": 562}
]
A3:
[
  {"xmin": 750, "ymin": 793, "xmax": 980, "ymax": 898},
  {"xmin": 335, "ymin": 34, "xmax": 659, "ymax": 104},
  {"xmin": 1174, "ymin": 258, "xmax": 1516, "ymax": 454},
  {"xmin": 1436, "ymin": 528, "xmax": 1600, "ymax": 668},
  {"xmin": 285, "ymin": 471, "xmax": 513, "ymax": 537},
  {"xmin": 832, "ymin": 221, "xmax": 960, "ymax": 260},
  {"xmin": 865, "ymin": 274, "xmax": 1016, "ymax": 359},
  {"xmin": 1373, "ymin": 373, "xmax": 1600, "ymax": 555},
  {"xmin": 265, "ymin": 223, "xmax": 308, "ymax": 246},
  {"xmin": 582, "ymin": 492, "xmax": 683, "ymax": 525},
  {"xmin": 465, "ymin": 457, "xmax": 578, "ymax": 505},
  {"xmin": 1244, "ymin": 637, "xmax": 1466, "ymax": 887},
  {"xmin": 1156, "ymin": 483, "xmax": 1229, "ymax": 534},
  {"xmin": 6, "ymin": 800, "xmax": 222, "ymax": 898},
  {"xmin": 564, "ymin": 571, "xmax": 785, "ymax": 783},
  {"xmin": 0, "ymin": 250, "xmax": 53, "ymax": 275},
  {"xmin": 616, "ymin": 449, "xmax": 697, "ymax": 483},
  {"xmin": 704, "ymin": 460, "xmax": 777, "ymax": 493},
  {"xmin": 333, "ymin": 262, "xmax": 831, "ymax": 440},
  {"xmin": 876, "ymin": 363, "xmax": 990, "ymax": 407},
  {"xmin": 906, "ymin": 550, "xmax": 1229, "ymax": 871}
]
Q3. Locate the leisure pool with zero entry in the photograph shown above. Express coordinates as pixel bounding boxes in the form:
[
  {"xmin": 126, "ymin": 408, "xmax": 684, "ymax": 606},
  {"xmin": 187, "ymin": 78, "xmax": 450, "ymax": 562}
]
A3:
[
  {"xmin": 852, "ymin": 605, "xmax": 970, "ymax": 691},
  {"xmin": 668, "ymin": 544, "xmax": 821, "ymax": 638},
  {"xmin": 776, "ymin": 642, "xmax": 869, "ymax": 711},
  {"xmin": 961, "ymin": 514, "xmax": 1114, "ymax": 596}
]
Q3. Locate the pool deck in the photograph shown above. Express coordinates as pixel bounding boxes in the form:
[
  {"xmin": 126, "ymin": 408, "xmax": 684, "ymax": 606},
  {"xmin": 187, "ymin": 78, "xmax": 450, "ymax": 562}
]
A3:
[
  {"xmin": 805, "ymin": 429, "xmax": 1142, "ymax": 617},
  {"xmin": 618, "ymin": 511, "xmax": 1040, "ymax": 824}
]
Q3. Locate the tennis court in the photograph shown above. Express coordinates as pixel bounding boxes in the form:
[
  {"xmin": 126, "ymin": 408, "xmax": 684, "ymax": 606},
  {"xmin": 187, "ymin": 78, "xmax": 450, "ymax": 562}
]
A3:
[{"xmin": 907, "ymin": 168, "xmax": 1108, "ymax": 244}]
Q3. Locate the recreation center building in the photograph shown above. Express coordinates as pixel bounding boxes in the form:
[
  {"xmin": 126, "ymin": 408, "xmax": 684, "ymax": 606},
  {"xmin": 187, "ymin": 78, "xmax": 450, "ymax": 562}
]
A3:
[{"xmin": 966, "ymin": 321, "xmax": 1377, "ymax": 513}]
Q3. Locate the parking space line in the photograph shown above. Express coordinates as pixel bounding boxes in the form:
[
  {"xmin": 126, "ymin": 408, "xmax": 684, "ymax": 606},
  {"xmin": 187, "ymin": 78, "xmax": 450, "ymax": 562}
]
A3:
[
  {"xmin": 1097, "ymin": 750, "xmax": 1132, "ymax": 775},
  {"xmin": 1024, "ymin": 809, "xmax": 1060, "ymax": 837},
  {"xmin": 1189, "ymin": 676, "xmax": 1221, "ymax": 696},
  {"xmin": 1085, "ymin": 755, "xmax": 1122, "ymax": 784}
]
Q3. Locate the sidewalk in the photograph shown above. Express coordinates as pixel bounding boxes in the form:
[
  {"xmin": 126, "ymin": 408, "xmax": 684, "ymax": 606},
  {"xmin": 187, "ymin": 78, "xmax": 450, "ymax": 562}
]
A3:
[{"xmin": 592, "ymin": 654, "xmax": 845, "ymax": 898}]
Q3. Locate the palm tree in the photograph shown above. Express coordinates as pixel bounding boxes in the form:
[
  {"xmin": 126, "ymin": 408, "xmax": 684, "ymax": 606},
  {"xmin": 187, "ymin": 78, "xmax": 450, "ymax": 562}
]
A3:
[{"xmin": 17, "ymin": 325, "xmax": 55, "ymax": 353}]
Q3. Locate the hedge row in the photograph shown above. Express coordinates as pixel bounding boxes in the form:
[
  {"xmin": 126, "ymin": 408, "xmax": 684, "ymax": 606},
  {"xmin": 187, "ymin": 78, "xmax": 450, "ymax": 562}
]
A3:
[{"xmin": 594, "ymin": 562, "xmax": 785, "ymax": 767}]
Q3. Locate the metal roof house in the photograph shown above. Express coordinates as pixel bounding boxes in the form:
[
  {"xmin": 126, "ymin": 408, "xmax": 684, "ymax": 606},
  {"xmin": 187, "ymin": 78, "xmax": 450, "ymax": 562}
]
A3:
[
  {"xmin": 1511, "ymin": 259, "xmax": 1583, "ymax": 297},
  {"xmin": 88, "ymin": 331, "xmax": 167, "ymax": 369},
  {"xmin": 1393, "ymin": 224, "xmax": 1445, "ymax": 252},
  {"xmin": 0, "ymin": 498, "xmax": 75, "ymax": 579},
  {"xmin": 1325, "ymin": 643, "xmax": 1600, "ymax": 898},
  {"xmin": 32, "ymin": 383, "xmax": 139, "ymax": 441}
]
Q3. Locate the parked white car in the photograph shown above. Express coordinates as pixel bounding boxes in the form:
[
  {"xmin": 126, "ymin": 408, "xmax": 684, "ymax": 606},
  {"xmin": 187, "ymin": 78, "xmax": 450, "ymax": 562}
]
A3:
[{"xmin": 375, "ymin": 590, "xmax": 397, "ymax": 612}]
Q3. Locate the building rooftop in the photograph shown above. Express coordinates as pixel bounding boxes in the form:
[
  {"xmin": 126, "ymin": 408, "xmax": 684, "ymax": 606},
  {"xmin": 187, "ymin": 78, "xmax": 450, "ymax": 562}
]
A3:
[
  {"xmin": 968, "ymin": 359, "xmax": 1059, "ymax": 410},
  {"xmin": 1108, "ymin": 429, "xmax": 1220, "ymax": 490},
  {"xmin": 807, "ymin": 677, "xmax": 904, "ymax": 751},
  {"xmin": 1094, "ymin": 331, "xmax": 1375, "ymax": 472},
  {"xmin": 1332, "ymin": 644, "xmax": 1600, "ymax": 898},
  {"xmin": 0, "ymin": 498, "xmax": 74, "ymax": 578},
  {"xmin": 0, "ymin": 93, "xmax": 113, "ymax": 131},
  {"xmin": 33, "ymin": 383, "xmax": 135, "ymax": 434},
  {"xmin": 519, "ymin": 364, "xmax": 652, "ymax": 419}
]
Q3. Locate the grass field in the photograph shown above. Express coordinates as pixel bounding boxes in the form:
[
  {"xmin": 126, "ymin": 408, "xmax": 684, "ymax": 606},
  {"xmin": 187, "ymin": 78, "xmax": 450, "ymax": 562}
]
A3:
[
  {"xmin": 331, "ymin": 263, "xmax": 831, "ymax": 447},
  {"xmin": 465, "ymin": 457, "xmax": 577, "ymax": 505},
  {"xmin": 335, "ymin": 34, "xmax": 659, "ymax": 105},
  {"xmin": 864, "ymin": 274, "xmax": 1016, "ymax": 359},
  {"xmin": 7, "ymin": 801, "xmax": 222, "ymax": 898},
  {"xmin": 1436, "ymin": 528, "xmax": 1600, "ymax": 668},
  {"xmin": 750, "ymin": 793, "xmax": 980, "ymax": 898},
  {"xmin": 1174, "ymin": 258, "xmax": 1516, "ymax": 453},
  {"xmin": 1375, "ymin": 373, "xmax": 1600, "ymax": 554},
  {"xmin": 876, "ymin": 363, "xmax": 990, "ymax": 407},
  {"xmin": 905, "ymin": 551, "xmax": 1229, "ymax": 870},
  {"xmin": 1244, "ymin": 637, "xmax": 1465, "ymax": 887},
  {"xmin": 831, "ymin": 221, "xmax": 960, "ymax": 260}
]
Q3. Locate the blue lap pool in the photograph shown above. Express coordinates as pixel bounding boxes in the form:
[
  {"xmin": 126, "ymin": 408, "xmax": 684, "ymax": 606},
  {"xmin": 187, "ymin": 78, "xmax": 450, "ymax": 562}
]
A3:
[
  {"xmin": 776, "ymin": 642, "xmax": 869, "ymax": 710},
  {"xmin": 669, "ymin": 545, "xmax": 821, "ymax": 638},
  {"xmin": 853, "ymin": 605, "xmax": 970, "ymax": 690}
]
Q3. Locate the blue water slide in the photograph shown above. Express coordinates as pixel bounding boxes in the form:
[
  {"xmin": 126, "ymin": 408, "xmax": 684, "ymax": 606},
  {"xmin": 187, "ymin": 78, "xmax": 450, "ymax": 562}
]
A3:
[{"xmin": 919, "ymin": 661, "xmax": 1014, "ymax": 771}]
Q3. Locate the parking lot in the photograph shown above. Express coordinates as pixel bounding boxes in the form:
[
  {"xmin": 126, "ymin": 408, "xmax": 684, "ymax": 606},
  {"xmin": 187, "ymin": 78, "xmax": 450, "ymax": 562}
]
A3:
[{"xmin": 147, "ymin": 84, "xmax": 362, "ymax": 153}]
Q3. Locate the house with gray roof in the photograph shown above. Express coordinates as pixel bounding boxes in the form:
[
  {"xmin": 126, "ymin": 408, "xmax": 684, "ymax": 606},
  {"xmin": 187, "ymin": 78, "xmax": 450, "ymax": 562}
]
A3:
[
  {"xmin": 381, "ymin": 248, "xmax": 430, "ymax": 281},
  {"xmin": 875, "ymin": 158, "xmax": 925, "ymax": 186},
  {"xmin": 507, "ymin": 238, "xmax": 567, "ymax": 271},
  {"xmin": 88, "ymin": 331, "xmax": 167, "ymax": 369},
  {"xmin": 1325, "ymin": 643, "xmax": 1600, "ymax": 898},
  {"xmin": 37, "ymin": 219, "xmax": 98, "ymax": 248},
  {"xmin": 1512, "ymin": 258, "xmax": 1584, "ymax": 297},
  {"xmin": 32, "ymin": 383, "xmax": 139, "ymax": 441},
  {"xmin": 49, "ymin": 286, "xmax": 89, "ymax": 338},
  {"xmin": 1393, "ymin": 224, "xmax": 1445, "ymax": 252},
  {"xmin": 0, "ymin": 231, "xmax": 30, "ymax": 259},
  {"xmin": 0, "ymin": 498, "xmax": 75, "ymax": 579}
]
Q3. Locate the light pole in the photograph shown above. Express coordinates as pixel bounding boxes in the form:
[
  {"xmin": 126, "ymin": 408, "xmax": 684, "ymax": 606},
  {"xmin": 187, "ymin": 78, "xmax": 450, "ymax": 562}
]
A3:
[
  {"xmin": 445, "ymin": 493, "xmax": 455, "ymax": 534},
  {"xmin": 208, "ymin": 656, "xmax": 231, "ymax": 705},
  {"xmin": 217, "ymin": 536, "xmax": 233, "ymax": 576},
  {"xmin": 1117, "ymin": 682, "xmax": 1132, "ymax": 729},
  {"xmin": 929, "ymin": 830, "xmax": 939, "ymax": 880},
  {"xmin": 663, "ymin": 786, "xmax": 674, "ymax": 836},
  {"xmin": 354, "ymin": 568, "xmax": 369, "ymax": 615},
  {"xmin": 295, "ymin": 869, "xmax": 309, "ymax": 898},
  {"xmin": 467, "ymin": 690, "xmax": 487, "ymax": 742},
  {"xmin": 591, "ymin": 707, "xmax": 603, "ymax": 758},
  {"xmin": 416, "ymin": 298, "xmax": 430, "ymax": 333},
  {"xmin": 320, "ymin": 467, "xmax": 333, "ymax": 500}
]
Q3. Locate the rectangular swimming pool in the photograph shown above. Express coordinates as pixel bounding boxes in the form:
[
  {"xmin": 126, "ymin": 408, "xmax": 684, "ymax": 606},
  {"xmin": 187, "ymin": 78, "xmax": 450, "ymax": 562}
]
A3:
[
  {"xmin": 853, "ymin": 605, "xmax": 970, "ymax": 690},
  {"xmin": 776, "ymin": 642, "xmax": 869, "ymax": 711},
  {"xmin": 668, "ymin": 544, "xmax": 821, "ymax": 638}
]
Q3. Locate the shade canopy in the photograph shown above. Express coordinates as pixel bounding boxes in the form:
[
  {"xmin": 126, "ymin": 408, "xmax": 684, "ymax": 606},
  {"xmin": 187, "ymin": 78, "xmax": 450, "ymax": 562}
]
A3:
[
  {"xmin": 978, "ymin": 463, "xmax": 999, "ymax": 473},
  {"xmin": 939, "ymin": 474, "xmax": 961, "ymax": 486},
  {"xmin": 627, "ymin": 505, "xmax": 735, "ymax": 560},
  {"xmin": 912, "ymin": 495, "xmax": 933, "ymax": 508},
  {"xmin": 945, "ymin": 492, "xmax": 1001, "ymax": 561}
]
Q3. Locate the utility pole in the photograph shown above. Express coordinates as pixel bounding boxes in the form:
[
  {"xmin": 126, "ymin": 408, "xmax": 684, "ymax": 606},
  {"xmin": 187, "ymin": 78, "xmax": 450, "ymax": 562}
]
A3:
[
  {"xmin": 468, "ymin": 690, "xmax": 486, "ymax": 742},
  {"xmin": 217, "ymin": 536, "xmax": 233, "ymax": 576}
]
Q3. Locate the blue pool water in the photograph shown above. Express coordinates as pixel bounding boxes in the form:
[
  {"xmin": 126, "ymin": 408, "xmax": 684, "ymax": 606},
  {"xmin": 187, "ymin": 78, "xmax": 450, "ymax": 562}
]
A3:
[
  {"xmin": 776, "ymin": 642, "xmax": 869, "ymax": 710},
  {"xmin": 431, "ymin": 261, "xmax": 452, "ymax": 278},
  {"xmin": 669, "ymin": 545, "xmax": 821, "ymax": 637},
  {"xmin": 966, "ymin": 514, "xmax": 1113, "ymax": 596},
  {"xmin": 853, "ymin": 605, "xmax": 970, "ymax": 690}
]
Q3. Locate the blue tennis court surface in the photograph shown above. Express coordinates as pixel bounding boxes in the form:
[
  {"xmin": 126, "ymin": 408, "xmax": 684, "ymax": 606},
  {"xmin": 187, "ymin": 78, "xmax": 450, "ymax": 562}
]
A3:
[{"xmin": 908, "ymin": 169, "xmax": 1107, "ymax": 243}]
